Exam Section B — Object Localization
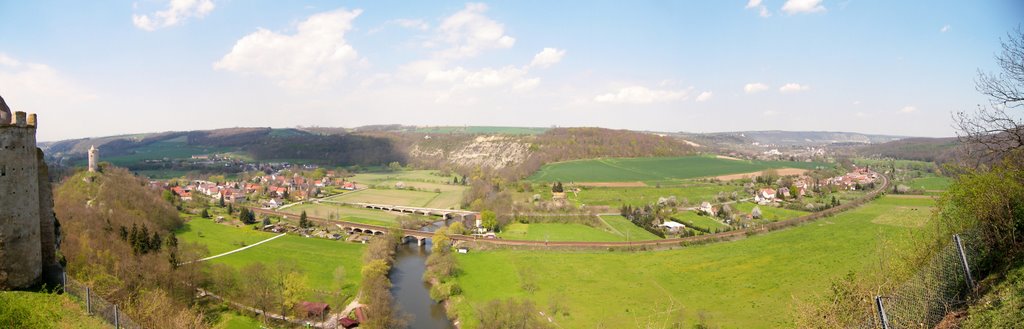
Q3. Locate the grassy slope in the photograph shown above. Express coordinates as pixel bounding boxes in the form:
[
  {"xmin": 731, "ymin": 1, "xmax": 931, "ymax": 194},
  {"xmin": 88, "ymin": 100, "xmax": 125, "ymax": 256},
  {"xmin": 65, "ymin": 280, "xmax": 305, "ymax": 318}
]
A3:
[
  {"xmin": 0, "ymin": 291, "xmax": 109, "ymax": 329},
  {"xmin": 453, "ymin": 196, "xmax": 935, "ymax": 328},
  {"xmin": 529, "ymin": 156, "xmax": 827, "ymax": 182},
  {"xmin": 176, "ymin": 218, "xmax": 366, "ymax": 307},
  {"xmin": 498, "ymin": 223, "xmax": 628, "ymax": 242},
  {"xmin": 731, "ymin": 202, "xmax": 810, "ymax": 222},
  {"xmin": 961, "ymin": 262, "xmax": 1024, "ymax": 328}
]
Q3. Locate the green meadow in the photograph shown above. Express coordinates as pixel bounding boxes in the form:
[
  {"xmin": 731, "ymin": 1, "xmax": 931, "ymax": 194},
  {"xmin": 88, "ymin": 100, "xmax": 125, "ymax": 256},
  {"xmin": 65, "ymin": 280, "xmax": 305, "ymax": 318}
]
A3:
[
  {"xmin": 452, "ymin": 196, "xmax": 935, "ymax": 328},
  {"xmin": 529, "ymin": 156, "xmax": 827, "ymax": 183},
  {"xmin": 498, "ymin": 217, "xmax": 661, "ymax": 243},
  {"xmin": 175, "ymin": 217, "xmax": 365, "ymax": 308},
  {"xmin": 909, "ymin": 176, "xmax": 953, "ymax": 191}
]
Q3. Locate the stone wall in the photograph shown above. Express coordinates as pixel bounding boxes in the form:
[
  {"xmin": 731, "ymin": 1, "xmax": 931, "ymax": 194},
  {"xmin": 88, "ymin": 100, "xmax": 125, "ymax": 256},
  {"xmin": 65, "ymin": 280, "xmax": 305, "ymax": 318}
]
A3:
[{"xmin": 0, "ymin": 124, "xmax": 43, "ymax": 289}]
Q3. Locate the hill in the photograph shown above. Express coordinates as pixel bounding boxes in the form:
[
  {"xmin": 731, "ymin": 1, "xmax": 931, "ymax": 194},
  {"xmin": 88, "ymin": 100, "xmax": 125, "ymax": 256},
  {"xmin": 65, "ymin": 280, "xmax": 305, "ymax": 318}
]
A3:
[
  {"xmin": 853, "ymin": 137, "xmax": 960, "ymax": 163},
  {"xmin": 682, "ymin": 130, "xmax": 906, "ymax": 147},
  {"xmin": 529, "ymin": 156, "xmax": 826, "ymax": 183}
]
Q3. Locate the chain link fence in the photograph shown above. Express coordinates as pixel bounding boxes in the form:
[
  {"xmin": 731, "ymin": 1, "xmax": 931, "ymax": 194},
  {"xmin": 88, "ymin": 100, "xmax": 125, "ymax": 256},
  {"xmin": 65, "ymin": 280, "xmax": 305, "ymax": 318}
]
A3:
[
  {"xmin": 854, "ymin": 233, "xmax": 987, "ymax": 329},
  {"xmin": 62, "ymin": 274, "xmax": 143, "ymax": 329}
]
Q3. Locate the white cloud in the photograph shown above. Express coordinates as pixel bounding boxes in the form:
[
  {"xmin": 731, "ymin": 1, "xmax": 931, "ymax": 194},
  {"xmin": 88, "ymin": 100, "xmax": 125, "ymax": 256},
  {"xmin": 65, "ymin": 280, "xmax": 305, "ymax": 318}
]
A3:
[
  {"xmin": 745, "ymin": 0, "xmax": 771, "ymax": 17},
  {"xmin": 781, "ymin": 0, "xmax": 826, "ymax": 14},
  {"xmin": 132, "ymin": 0, "xmax": 215, "ymax": 31},
  {"xmin": 214, "ymin": 8, "xmax": 364, "ymax": 90},
  {"xmin": 435, "ymin": 3, "xmax": 516, "ymax": 59},
  {"xmin": 940, "ymin": 24, "xmax": 951, "ymax": 33},
  {"xmin": 900, "ymin": 105, "xmax": 917, "ymax": 113},
  {"xmin": 594, "ymin": 86, "xmax": 690, "ymax": 104},
  {"xmin": 392, "ymin": 18, "xmax": 430, "ymax": 30},
  {"xmin": 779, "ymin": 82, "xmax": 809, "ymax": 93},
  {"xmin": 744, "ymin": 82, "xmax": 769, "ymax": 93},
  {"xmin": 696, "ymin": 91, "xmax": 713, "ymax": 102},
  {"xmin": 529, "ymin": 48, "xmax": 566, "ymax": 68},
  {"xmin": 0, "ymin": 53, "xmax": 97, "ymax": 104}
]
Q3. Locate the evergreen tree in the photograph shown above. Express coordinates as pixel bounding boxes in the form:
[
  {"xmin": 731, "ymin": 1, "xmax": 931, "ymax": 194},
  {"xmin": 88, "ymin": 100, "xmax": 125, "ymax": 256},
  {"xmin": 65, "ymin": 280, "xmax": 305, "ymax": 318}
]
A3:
[
  {"xmin": 139, "ymin": 225, "xmax": 151, "ymax": 253},
  {"xmin": 166, "ymin": 234, "xmax": 179, "ymax": 249},
  {"xmin": 299, "ymin": 211, "xmax": 310, "ymax": 228},
  {"xmin": 119, "ymin": 225, "xmax": 128, "ymax": 241},
  {"xmin": 200, "ymin": 208, "xmax": 210, "ymax": 218},
  {"xmin": 129, "ymin": 224, "xmax": 140, "ymax": 253},
  {"xmin": 151, "ymin": 232, "xmax": 162, "ymax": 252},
  {"xmin": 227, "ymin": 203, "xmax": 234, "ymax": 214},
  {"xmin": 219, "ymin": 194, "xmax": 225, "ymax": 207}
]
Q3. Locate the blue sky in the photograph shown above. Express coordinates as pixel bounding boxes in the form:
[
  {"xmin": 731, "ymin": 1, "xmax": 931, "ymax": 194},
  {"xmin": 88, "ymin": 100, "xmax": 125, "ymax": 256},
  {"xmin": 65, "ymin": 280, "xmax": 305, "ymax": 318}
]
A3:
[{"xmin": 0, "ymin": 0, "xmax": 1020, "ymax": 141}]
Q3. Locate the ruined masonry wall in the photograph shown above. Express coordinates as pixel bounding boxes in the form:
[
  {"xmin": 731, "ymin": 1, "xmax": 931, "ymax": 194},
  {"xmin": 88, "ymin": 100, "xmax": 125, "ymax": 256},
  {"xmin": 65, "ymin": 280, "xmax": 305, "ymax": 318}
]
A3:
[{"xmin": 0, "ymin": 125, "xmax": 42, "ymax": 289}]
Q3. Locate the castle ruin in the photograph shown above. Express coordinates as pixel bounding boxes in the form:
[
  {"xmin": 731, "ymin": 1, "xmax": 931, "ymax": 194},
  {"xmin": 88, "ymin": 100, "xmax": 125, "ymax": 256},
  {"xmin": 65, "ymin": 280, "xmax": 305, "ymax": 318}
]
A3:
[{"xmin": 0, "ymin": 95, "xmax": 61, "ymax": 290}]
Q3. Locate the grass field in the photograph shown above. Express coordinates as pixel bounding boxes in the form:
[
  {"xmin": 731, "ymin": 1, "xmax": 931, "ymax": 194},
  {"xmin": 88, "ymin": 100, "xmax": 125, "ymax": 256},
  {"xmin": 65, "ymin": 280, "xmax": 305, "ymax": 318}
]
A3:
[
  {"xmin": 529, "ymin": 156, "xmax": 827, "ymax": 183},
  {"xmin": 731, "ymin": 202, "xmax": 809, "ymax": 222},
  {"xmin": 176, "ymin": 216, "xmax": 277, "ymax": 255},
  {"xmin": 325, "ymin": 189, "xmax": 440, "ymax": 207},
  {"xmin": 452, "ymin": 196, "xmax": 936, "ymax": 328},
  {"xmin": 497, "ymin": 223, "xmax": 627, "ymax": 242},
  {"xmin": 212, "ymin": 312, "xmax": 264, "ymax": 329},
  {"xmin": 568, "ymin": 184, "xmax": 746, "ymax": 207},
  {"xmin": 909, "ymin": 176, "xmax": 952, "ymax": 191},
  {"xmin": 600, "ymin": 215, "xmax": 662, "ymax": 241},
  {"xmin": 284, "ymin": 203, "xmax": 400, "ymax": 225},
  {"xmin": 349, "ymin": 170, "xmax": 455, "ymax": 185},
  {"xmin": 0, "ymin": 291, "xmax": 109, "ymax": 329},
  {"xmin": 175, "ymin": 217, "xmax": 366, "ymax": 309},
  {"xmin": 672, "ymin": 211, "xmax": 730, "ymax": 231}
]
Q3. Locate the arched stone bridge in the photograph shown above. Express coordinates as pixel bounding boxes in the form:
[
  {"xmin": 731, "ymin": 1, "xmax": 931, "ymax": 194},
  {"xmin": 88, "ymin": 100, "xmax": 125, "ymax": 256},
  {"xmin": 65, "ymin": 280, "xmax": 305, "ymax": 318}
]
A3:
[
  {"xmin": 325, "ymin": 201, "xmax": 478, "ymax": 221},
  {"xmin": 251, "ymin": 208, "xmax": 438, "ymax": 246}
]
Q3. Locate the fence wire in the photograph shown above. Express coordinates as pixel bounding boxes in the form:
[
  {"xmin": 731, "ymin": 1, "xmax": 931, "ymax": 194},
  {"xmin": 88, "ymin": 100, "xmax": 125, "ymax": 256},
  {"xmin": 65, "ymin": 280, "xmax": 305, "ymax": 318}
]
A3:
[
  {"xmin": 853, "ymin": 233, "xmax": 987, "ymax": 329},
  {"xmin": 63, "ymin": 275, "xmax": 143, "ymax": 329}
]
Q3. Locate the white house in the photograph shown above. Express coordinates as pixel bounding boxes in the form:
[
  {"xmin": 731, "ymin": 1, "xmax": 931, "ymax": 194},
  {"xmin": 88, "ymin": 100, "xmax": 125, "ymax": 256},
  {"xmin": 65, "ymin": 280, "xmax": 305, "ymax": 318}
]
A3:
[{"xmin": 659, "ymin": 221, "xmax": 686, "ymax": 232}]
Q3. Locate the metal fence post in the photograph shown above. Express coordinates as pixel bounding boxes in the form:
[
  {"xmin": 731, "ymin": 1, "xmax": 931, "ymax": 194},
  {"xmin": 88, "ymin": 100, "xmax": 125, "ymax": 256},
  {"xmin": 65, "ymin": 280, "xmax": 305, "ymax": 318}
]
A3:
[
  {"xmin": 114, "ymin": 304, "xmax": 120, "ymax": 329},
  {"xmin": 61, "ymin": 272, "xmax": 66, "ymax": 294},
  {"xmin": 954, "ymin": 234, "xmax": 976, "ymax": 294},
  {"xmin": 86, "ymin": 286, "xmax": 92, "ymax": 315},
  {"xmin": 875, "ymin": 296, "xmax": 891, "ymax": 329}
]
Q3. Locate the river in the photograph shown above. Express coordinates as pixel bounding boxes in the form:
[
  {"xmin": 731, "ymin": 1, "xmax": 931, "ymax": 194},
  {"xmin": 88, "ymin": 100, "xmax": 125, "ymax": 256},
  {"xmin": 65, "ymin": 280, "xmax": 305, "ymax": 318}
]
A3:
[{"xmin": 388, "ymin": 221, "xmax": 455, "ymax": 328}]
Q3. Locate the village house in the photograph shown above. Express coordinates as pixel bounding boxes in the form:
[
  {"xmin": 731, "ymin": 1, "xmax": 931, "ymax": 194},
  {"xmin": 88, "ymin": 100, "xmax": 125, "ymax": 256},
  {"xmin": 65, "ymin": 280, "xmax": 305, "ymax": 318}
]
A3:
[
  {"xmin": 659, "ymin": 220, "xmax": 686, "ymax": 233},
  {"xmin": 698, "ymin": 201, "xmax": 716, "ymax": 216},
  {"xmin": 755, "ymin": 188, "xmax": 777, "ymax": 204}
]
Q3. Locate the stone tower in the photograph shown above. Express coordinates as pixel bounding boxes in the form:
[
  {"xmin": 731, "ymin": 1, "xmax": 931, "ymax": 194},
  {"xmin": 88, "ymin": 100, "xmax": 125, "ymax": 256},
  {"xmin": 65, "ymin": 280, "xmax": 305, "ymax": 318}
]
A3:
[
  {"xmin": 0, "ymin": 95, "xmax": 61, "ymax": 290},
  {"xmin": 88, "ymin": 145, "xmax": 99, "ymax": 172}
]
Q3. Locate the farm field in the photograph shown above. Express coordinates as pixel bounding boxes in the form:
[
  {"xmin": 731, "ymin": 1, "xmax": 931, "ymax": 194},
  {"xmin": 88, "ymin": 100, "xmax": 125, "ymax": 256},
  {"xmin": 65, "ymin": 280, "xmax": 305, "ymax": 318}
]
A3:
[
  {"xmin": 325, "ymin": 189, "xmax": 439, "ymax": 207},
  {"xmin": 283, "ymin": 203, "xmax": 400, "ymax": 225},
  {"xmin": 528, "ymin": 156, "xmax": 827, "ymax": 183},
  {"xmin": 452, "ymin": 196, "xmax": 935, "ymax": 328},
  {"xmin": 349, "ymin": 170, "xmax": 455, "ymax": 185}
]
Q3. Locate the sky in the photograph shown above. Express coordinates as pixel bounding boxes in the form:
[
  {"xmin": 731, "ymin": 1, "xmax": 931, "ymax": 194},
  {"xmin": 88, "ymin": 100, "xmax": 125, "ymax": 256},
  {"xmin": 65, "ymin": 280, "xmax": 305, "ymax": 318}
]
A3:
[{"xmin": 1, "ymin": 0, "xmax": 1021, "ymax": 141}]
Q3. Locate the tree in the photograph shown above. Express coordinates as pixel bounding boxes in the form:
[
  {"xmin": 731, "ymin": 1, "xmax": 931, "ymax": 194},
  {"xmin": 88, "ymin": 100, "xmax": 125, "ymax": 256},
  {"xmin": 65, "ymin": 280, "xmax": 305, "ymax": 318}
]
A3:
[
  {"xmin": 449, "ymin": 221, "xmax": 466, "ymax": 235},
  {"xmin": 955, "ymin": 27, "xmax": 1024, "ymax": 160},
  {"xmin": 480, "ymin": 210, "xmax": 498, "ymax": 231},
  {"xmin": 387, "ymin": 161, "xmax": 402, "ymax": 172},
  {"xmin": 552, "ymin": 181, "xmax": 564, "ymax": 193},
  {"xmin": 282, "ymin": 272, "xmax": 308, "ymax": 318},
  {"xmin": 751, "ymin": 206, "xmax": 763, "ymax": 220},
  {"xmin": 299, "ymin": 211, "xmax": 310, "ymax": 228},
  {"xmin": 162, "ymin": 190, "xmax": 176, "ymax": 204},
  {"xmin": 219, "ymin": 194, "xmax": 225, "ymax": 207},
  {"xmin": 200, "ymin": 208, "xmax": 210, "ymax": 218}
]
